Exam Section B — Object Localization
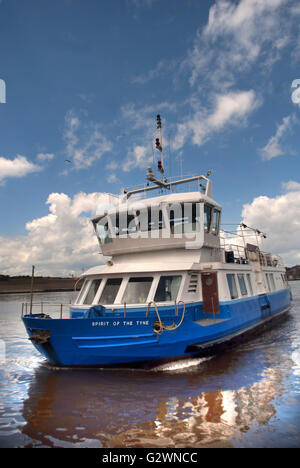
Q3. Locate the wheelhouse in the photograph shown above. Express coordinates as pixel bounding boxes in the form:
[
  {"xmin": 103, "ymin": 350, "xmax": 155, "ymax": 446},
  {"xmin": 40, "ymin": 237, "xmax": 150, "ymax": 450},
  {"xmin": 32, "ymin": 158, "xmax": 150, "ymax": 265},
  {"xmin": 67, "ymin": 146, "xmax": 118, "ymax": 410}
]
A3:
[{"xmin": 91, "ymin": 193, "xmax": 222, "ymax": 256}]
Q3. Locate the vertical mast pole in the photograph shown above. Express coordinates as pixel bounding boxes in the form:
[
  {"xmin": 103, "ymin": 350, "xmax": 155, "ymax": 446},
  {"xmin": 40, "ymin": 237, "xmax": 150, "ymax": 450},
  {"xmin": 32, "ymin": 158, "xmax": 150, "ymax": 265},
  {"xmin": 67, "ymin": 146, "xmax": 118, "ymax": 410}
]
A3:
[
  {"xmin": 158, "ymin": 125, "xmax": 165, "ymax": 180},
  {"xmin": 29, "ymin": 265, "xmax": 35, "ymax": 315},
  {"xmin": 156, "ymin": 115, "xmax": 166, "ymax": 183}
]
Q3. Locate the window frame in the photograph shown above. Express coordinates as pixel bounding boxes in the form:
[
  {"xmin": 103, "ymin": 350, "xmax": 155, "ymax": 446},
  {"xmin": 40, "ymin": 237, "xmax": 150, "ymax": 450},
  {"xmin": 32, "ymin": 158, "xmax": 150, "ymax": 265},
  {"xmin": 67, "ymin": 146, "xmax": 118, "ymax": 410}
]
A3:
[
  {"xmin": 211, "ymin": 208, "xmax": 221, "ymax": 236},
  {"xmin": 76, "ymin": 279, "xmax": 91, "ymax": 305},
  {"xmin": 226, "ymin": 273, "xmax": 239, "ymax": 300},
  {"xmin": 237, "ymin": 274, "xmax": 248, "ymax": 296},
  {"xmin": 164, "ymin": 202, "xmax": 202, "ymax": 236},
  {"xmin": 204, "ymin": 204, "xmax": 213, "ymax": 233},
  {"xmin": 93, "ymin": 216, "xmax": 113, "ymax": 245},
  {"xmin": 137, "ymin": 207, "xmax": 165, "ymax": 233},
  {"xmin": 97, "ymin": 277, "xmax": 124, "ymax": 306},
  {"xmin": 121, "ymin": 276, "xmax": 154, "ymax": 305},
  {"xmin": 269, "ymin": 273, "xmax": 276, "ymax": 291},
  {"xmin": 153, "ymin": 274, "xmax": 183, "ymax": 303},
  {"xmin": 83, "ymin": 278, "xmax": 102, "ymax": 305},
  {"xmin": 246, "ymin": 273, "xmax": 254, "ymax": 296},
  {"xmin": 265, "ymin": 273, "xmax": 271, "ymax": 292}
]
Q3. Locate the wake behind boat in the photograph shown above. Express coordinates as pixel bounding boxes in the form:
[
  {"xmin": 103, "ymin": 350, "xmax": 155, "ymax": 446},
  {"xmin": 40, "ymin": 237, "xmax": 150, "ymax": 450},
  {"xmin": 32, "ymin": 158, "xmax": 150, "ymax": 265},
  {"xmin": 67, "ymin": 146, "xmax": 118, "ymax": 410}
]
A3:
[{"xmin": 22, "ymin": 115, "xmax": 292, "ymax": 368}]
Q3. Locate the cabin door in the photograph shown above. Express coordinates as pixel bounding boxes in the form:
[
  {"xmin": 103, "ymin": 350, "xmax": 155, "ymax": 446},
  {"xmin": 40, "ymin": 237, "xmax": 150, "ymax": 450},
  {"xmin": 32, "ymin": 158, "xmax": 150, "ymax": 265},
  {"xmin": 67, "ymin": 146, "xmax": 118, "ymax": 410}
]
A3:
[{"xmin": 201, "ymin": 272, "xmax": 219, "ymax": 315}]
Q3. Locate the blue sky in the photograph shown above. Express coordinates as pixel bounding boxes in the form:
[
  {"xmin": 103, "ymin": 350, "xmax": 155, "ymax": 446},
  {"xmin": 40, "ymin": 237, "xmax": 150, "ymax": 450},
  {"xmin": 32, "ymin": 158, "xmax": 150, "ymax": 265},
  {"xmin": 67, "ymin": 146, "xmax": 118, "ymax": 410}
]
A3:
[{"xmin": 0, "ymin": 0, "xmax": 300, "ymax": 275}]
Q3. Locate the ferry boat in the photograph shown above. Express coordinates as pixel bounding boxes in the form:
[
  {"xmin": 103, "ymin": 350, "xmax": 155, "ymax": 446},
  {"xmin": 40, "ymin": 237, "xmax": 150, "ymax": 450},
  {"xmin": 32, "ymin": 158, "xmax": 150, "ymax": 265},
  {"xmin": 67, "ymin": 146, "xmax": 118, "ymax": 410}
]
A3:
[{"xmin": 22, "ymin": 116, "xmax": 292, "ymax": 368}]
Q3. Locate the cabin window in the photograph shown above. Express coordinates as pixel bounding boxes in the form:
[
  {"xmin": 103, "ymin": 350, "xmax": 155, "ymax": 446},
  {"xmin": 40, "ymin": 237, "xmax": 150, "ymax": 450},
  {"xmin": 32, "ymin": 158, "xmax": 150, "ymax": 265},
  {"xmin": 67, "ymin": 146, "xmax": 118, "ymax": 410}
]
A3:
[
  {"xmin": 265, "ymin": 274, "xmax": 271, "ymax": 292},
  {"xmin": 93, "ymin": 217, "xmax": 112, "ymax": 245},
  {"xmin": 246, "ymin": 274, "xmax": 253, "ymax": 296},
  {"xmin": 211, "ymin": 209, "xmax": 221, "ymax": 235},
  {"xmin": 111, "ymin": 213, "xmax": 137, "ymax": 236},
  {"xmin": 226, "ymin": 274, "xmax": 238, "ymax": 300},
  {"xmin": 99, "ymin": 278, "xmax": 122, "ymax": 305},
  {"xmin": 154, "ymin": 275, "xmax": 182, "ymax": 302},
  {"xmin": 76, "ymin": 280, "xmax": 90, "ymax": 304},
  {"xmin": 269, "ymin": 273, "xmax": 275, "ymax": 291},
  {"xmin": 169, "ymin": 205, "xmax": 189, "ymax": 235},
  {"xmin": 122, "ymin": 277, "xmax": 153, "ymax": 304},
  {"xmin": 137, "ymin": 207, "xmax": 164, "ymax": 232},
  {"xmin": 83, "ymin": 279, "xmax": 102, "ymax": 305},
  {"xmin": 204, "ymin": 204, "xmax": 212, "ymax": 233},
  {"xmin": 282, "ymin": 273, "xmax": 288, "ymax": 286},
  {"xmin": 237, "ymin": 274, "xmax": 248, "ymax": 296},
  {"xmin": 168, "ymin": 203, "xmax": 200, "ymax": 235}
]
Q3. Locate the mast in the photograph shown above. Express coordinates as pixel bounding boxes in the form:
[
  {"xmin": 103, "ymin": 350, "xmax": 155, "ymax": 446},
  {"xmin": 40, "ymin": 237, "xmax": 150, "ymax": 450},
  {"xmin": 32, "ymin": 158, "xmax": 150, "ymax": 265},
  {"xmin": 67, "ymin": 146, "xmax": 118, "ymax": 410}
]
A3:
[
  {"xmin": 155, "ymin": 114, "xmax": 166, "ymax": 183},
  {"xmin": 121, "ymin": 114, "xmax": 213, "ymax": 199}
]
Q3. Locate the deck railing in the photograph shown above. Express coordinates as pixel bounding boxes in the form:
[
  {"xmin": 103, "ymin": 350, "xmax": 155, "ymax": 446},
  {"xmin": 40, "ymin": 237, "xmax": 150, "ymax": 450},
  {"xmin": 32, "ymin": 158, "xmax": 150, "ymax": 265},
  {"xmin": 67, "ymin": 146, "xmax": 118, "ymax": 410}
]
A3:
[
  {"xmin": 220, "ymin": 224, "xmax": 285, "ymax": 268},
  {"xmin": 21, "ymin": 302, "xmax": 71, "ymax": 319},
  {"xmin": 219, "ymin": 243, "xmax": 284, "ymax": 267}
]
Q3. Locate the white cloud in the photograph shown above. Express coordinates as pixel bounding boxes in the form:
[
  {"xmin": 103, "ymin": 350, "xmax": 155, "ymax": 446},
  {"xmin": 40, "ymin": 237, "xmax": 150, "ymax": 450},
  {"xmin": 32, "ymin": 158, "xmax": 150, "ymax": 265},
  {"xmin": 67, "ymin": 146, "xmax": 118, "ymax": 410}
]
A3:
[
  {"xmin": 281, "ymin": 180, "xmax": 300, "ymax": 192},
  {"xmin": 131, "ymin": 59, "xmax": 178, "ymax": 85},
  {"xmin": 173, "ymin": 90, "xmax": 260, "ymax": 150},
  {"xmin": 122, "ymin": 145, "xmax": 151, "ymax": 172},
  {"xmin": 0, "ymin": 155, "xmax": 41, "ymax": 184},
  {"xmin": 242, "ymin": 189, "xmax": 300, "ymax": 265},
  {"xmin": 36, "ymin": 152, "xmax": 55, "ymax": 161},
  {"xmin": 260, "ymin": 115, "xmax": 296, "ymax": 160},
  {"xmin": 106, "ymin": 173, "xmax": 120, "ymax": 184},
  {"xmin": 106, "ymin": 161, "xmax": 118, "ymax": 171},
  {"xmin": 0, "ymin": 192, "xmax": 117, "ymax": 276},
  {"xmin": 63, "ymin": 110, "xmax": 112, "ymax": 169},
  {"xmin": 132, "ymin": 0, "xmax": 292, "ymax": 91},
  {"xmin": 186, "ymin": 0, "xmax": 289, "ymax": 88}
]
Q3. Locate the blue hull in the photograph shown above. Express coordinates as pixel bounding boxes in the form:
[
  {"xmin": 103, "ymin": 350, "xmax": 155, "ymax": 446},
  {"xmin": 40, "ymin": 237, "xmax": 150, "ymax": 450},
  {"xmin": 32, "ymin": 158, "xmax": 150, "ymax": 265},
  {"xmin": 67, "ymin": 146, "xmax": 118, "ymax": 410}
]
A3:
[{"xmin": 22, "ymin": 289, "xmax": 291, "ymax": 367}]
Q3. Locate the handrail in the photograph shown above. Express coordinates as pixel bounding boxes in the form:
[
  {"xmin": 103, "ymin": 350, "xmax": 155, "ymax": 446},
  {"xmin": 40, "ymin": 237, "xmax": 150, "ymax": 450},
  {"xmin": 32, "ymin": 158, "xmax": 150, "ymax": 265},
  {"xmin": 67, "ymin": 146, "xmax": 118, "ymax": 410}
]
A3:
[{"xmin": 21, "ymin": 302, "xmax": 71, "ymax": 318}]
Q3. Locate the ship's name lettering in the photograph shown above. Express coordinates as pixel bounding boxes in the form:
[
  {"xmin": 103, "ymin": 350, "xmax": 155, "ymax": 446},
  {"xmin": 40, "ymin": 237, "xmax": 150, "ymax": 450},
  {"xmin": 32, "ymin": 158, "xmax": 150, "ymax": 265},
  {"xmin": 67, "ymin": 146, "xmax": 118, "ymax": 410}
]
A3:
[{"xmin": 92, "ymin": 320, "xmax": 149, "ymax": 327}]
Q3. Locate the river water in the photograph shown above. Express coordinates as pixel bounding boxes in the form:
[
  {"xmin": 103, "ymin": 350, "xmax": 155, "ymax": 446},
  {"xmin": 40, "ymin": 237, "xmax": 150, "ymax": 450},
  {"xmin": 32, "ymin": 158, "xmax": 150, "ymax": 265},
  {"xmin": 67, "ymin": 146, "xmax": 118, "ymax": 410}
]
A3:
[{"xmin": 0, "ymin": 284, "xmax": 299, "ymax": 448}]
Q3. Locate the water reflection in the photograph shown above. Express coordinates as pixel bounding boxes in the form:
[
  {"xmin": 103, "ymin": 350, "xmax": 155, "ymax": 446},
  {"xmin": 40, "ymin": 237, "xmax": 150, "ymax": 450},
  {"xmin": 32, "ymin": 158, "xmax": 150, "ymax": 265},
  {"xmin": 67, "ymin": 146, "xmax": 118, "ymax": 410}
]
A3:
[
  {"xmin": 19, "ymin": 342, "xmax": 294, "ymax": 448},
  {"xmin": 1, "ymin": 288, "xmax": 300, "ymax": 448}
]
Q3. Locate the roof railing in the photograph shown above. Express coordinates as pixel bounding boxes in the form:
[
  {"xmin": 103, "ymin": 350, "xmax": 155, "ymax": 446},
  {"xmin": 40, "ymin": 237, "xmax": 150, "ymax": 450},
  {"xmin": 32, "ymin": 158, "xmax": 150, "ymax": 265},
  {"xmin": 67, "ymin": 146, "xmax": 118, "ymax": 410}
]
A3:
[{"xmin": 121, "ymin": 171, "xmax": 212, "ymax": 200}]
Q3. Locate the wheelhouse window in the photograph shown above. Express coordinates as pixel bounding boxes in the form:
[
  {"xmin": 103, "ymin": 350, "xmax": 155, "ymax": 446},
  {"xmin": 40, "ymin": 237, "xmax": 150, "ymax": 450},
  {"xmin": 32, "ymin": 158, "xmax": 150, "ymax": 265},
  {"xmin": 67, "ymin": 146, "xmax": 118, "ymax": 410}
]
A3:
[
  {"xmin": 226, "ymin": 274, "xmax": 238, "ymax": 300},
  {"xmin": 99, "ymin": 278, "xmax": 122, "ymax": 305},
  {"xmin": 83, "ymin": 279, "xmax": 102, "ymax": 305},
  {"xmin": 211, "ymin": 209, "xmax": 221, "ymax": 235},
  {"xmin": 168, "ymin": 203, "xmax": 200, "ymax": 235},
  {"xmin": 237, "ymin": 274, "xmax": 248, "ymax": 296},
  {"xmin": 93, "ymin": 217, "xmax": 112, "ymax": 245},
  {"xmin": 204, "ymin": 204, "xmax": 212, "ymax": 233},
  {"xmin": 111, "ymin": 212, "xmax": 137, "ymax": 237},
  {"xmin": 76, "ymin": 280, "xmax": 90, "ymax": 304},
  {"xmin": 122, "ymin": 277, "xmax": 153, "ymax": 304},
  {"xmin": 137, "ymin": 207, "xmax": 164, "ymax": 232},
  {"xmin": 154, "ymin": 275, "xmax": 182, "ymax": 302},
  {"xmin": 93, "ymin": 213, "xmax": 137, "ymax": 244}
]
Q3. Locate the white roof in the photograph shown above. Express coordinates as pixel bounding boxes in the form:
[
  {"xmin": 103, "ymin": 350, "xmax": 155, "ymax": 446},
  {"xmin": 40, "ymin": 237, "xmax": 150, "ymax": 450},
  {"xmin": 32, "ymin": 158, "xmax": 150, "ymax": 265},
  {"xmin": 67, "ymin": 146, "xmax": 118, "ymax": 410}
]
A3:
[{"xmin": 92, "ymin": 191, "xmax": 221, "ymax": 220}]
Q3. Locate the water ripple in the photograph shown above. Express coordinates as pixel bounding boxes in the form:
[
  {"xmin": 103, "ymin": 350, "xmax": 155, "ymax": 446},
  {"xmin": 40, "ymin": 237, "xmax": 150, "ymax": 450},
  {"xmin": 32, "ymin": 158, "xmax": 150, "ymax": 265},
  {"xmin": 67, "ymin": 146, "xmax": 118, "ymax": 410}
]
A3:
[{"xmin": 1, "ymin": 287, "xmax": 300, "ymax": 448}]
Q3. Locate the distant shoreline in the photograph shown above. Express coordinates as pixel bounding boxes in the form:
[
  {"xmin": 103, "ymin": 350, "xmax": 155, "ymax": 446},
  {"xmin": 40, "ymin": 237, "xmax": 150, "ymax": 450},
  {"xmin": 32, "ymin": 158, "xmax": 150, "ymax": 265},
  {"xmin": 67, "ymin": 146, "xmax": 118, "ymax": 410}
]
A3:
[{"xmin": 0, "ymin": 276, "xmax": 83, "ymax": 294}]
